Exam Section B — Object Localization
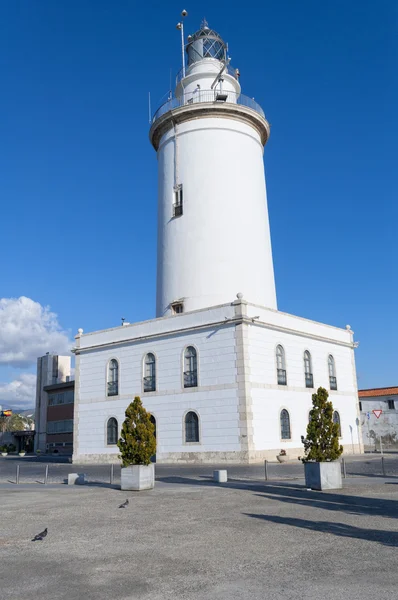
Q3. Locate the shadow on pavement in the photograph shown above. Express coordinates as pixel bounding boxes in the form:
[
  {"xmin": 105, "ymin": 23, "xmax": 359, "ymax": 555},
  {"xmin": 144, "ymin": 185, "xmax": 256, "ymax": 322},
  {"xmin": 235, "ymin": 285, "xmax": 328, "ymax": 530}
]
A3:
[
  {"xmin": 254, "ymin": 484, "xmax": 398, "ymax": 519},
  {"xmin": 243, "ymin": 513, "xmax": 398, "ymax": 547}
]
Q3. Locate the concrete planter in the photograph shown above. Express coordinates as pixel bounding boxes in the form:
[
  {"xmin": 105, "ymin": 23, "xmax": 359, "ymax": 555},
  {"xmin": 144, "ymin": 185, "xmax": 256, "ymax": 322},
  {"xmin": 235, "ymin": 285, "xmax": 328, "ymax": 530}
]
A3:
[
  {"xmin": 277, "ymin": 454, "xmax": 288, "ymax": 463},
  {"xmin": 1, "ymin": 452, "xmax": 7, "ymax": 457},
  {"xmin": 18, "ymin": 452, "xmax": 26, "ymax": 457},
  {"xmin": 121, "ymin": 464, "xmax": 155, "ymax": 491},
  {"xmin": 304, "ymin": 461, "xmax": 342, "ymax": 490}
]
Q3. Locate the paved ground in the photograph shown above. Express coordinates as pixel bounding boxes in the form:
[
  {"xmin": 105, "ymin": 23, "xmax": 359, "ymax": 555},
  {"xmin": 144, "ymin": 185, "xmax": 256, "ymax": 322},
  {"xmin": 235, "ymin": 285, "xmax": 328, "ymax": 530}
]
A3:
[{"xmin": 0, "ymin": 476, "xmax": 397, "ymax": 599}]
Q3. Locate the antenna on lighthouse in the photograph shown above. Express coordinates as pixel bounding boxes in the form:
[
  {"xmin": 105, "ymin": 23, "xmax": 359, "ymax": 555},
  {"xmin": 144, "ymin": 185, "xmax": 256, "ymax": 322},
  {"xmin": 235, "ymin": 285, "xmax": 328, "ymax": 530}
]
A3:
[{"xmin": 176, "ymin": 10, "xmax": 188, "ymax": 79}]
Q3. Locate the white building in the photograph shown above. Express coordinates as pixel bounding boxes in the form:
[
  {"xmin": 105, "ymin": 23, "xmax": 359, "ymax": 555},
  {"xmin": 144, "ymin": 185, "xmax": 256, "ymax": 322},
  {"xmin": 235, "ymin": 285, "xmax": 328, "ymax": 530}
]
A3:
[
  {"xmin": 73, "ymin": 21, "xmax": 363, "ymax": 464},
  {"xmin": 358, "ymin": 387, "xmax": 398, "ymax": 452}
]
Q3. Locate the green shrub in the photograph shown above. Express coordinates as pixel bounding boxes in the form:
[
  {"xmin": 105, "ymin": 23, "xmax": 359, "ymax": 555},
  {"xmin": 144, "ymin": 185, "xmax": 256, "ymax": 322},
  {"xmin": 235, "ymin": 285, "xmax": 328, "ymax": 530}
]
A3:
[
  {"xmin": 117, "ymin": 397, "xmax": 156, "ymax": 467},
  {"xmin": 302, "ymin": 387, "xmax": 343, "ymax": 462},
  {"xmin": 0, "ymin": 445, "xmax": 8, "ymax": 453},
  {"xmin": 7, "ymin": 444, "xmax": 16, "ymax": 453}
]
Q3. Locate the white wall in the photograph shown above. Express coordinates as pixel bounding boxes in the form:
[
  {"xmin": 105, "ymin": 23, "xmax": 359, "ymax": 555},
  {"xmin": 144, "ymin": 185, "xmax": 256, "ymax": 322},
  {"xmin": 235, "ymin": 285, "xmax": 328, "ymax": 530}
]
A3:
[
  {"xmin": 247, "ymin": 318, "xmax": 361, "ymax": 456},
  {"xmin": 156, "ymin": 115, "xmax": 277, "ymax": 317},
  {"xmin": 75, "ymin": 314, "xmax": 241, "ymax": 462}
]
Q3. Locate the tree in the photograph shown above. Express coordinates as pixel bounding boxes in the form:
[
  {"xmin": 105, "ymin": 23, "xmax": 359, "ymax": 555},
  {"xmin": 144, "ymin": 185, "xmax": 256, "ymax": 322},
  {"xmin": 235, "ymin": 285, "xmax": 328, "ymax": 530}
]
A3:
[
  {"xmin": 117, "ymin": 397, "xmax": 156, "ymax": 467},
  {"xmin": 6, "ymin": 414, "xmax": 27, "ymax": 432},
  {"xmin": 302, "ymin": 387, "xmax": 343, "ymax": 462}
]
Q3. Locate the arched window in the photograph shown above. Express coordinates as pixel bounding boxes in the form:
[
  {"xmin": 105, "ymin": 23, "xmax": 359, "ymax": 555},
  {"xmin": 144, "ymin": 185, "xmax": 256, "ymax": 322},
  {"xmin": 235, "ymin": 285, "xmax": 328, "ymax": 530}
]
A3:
[
  {"xmin": 185, "ymin": 411, "xmax": 199, "ymax": 443},
  {"xmin": 280, "ymin": 409, "xmax": 291, "ymax": 440},
  {"xmin": 328, "ymin": 355, "xmax": 337, "ymax": 390},
  {"xmin": 333, "ymin": 411, "xmax": 342, "ymax": 437},
  {"xmin": 107, "ymin": 417, "xmax": 118, "ymax": 445},
  {"xmin": 304, "ymin": 351, "xmax": 313, "ymax": 388},
  {"xmin": 144, "ymin": 353, "xmax": 156, "ymax": 392},
  {"xmin": 276, "ymin": 345, "xmax": 287, "ymax": 385},
  {"xmin": 107, "ymin": 359, "xmax": 119, "ymax": 396},
  {"xmin": 184, "ymin": 346, "xmax": 198, "ymax": 388}
]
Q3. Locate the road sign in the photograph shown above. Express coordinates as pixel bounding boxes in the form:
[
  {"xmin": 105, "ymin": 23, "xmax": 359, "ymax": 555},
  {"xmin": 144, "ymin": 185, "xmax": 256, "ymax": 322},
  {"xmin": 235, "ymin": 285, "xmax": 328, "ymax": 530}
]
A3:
[{"xmin": 372, "ymin": 409, "xmax": 382, "ymax": 419}]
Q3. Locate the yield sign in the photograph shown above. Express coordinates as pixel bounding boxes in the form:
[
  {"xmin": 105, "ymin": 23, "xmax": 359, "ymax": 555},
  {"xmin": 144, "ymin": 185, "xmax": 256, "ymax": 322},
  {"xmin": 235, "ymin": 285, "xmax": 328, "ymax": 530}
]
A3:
[{"xmin": 372, "ymin": 409, "xmax": 382, "ymax": 419}]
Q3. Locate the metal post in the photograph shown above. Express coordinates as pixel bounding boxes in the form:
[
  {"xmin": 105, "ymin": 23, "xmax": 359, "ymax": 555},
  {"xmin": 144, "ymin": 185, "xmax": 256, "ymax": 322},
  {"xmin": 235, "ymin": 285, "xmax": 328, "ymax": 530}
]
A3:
[
  {"xmin": 180, "ymin": 20, "xmax": 185, "ymax": 79},
  {"xmin": 264, "ymin": 459, "xmax": 268, "ymax": 481},
  {"xmin": 342, "ymin": 458, "xmax": 346, "ymax": 479},
  {"xmin": 380, "ymin": 436, "xmax": 384, "ymax": 455},
  {"xmin": 44, "ymin": 464, "xmax": 49, "ymax": 485},
  {"xmin": 382, "ymin": 456, "xmax": 386, "ymax": 477},
  {"xmin": 16, "ymin": 464, "xmax": 20, "ymax": 485},
  {"xmin": 110, "ymin": 463, "xmax": 114, "ymax": 485}
]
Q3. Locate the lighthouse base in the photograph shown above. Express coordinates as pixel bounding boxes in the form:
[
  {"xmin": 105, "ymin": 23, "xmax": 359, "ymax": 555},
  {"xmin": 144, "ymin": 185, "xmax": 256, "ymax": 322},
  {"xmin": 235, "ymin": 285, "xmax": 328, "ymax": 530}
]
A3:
[{"xmin": 72, "ymin": 298, "xmax": 363, "ymax": 465}]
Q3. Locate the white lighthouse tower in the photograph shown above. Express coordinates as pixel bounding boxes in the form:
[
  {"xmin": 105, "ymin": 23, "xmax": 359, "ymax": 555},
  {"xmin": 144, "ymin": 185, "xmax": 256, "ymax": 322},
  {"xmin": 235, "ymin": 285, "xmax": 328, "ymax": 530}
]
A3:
[
  {"xmin": 150, "ymin": 20, "xmax": 277, "ymax": 317},
  {"xmin": 73, "ymin": 16, "xmax": 362, "ymax": 466}
]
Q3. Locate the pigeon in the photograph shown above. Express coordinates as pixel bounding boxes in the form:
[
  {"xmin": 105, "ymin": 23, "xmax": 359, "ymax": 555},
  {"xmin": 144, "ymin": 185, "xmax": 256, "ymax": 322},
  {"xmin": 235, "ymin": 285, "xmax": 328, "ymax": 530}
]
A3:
[
  {"xmin": 119, "ymin": 499, "xmax": 129, "ymax": 509},
  {"xmin": 32, "ymin": 528, "xmax": 48, "ymax": 541}
]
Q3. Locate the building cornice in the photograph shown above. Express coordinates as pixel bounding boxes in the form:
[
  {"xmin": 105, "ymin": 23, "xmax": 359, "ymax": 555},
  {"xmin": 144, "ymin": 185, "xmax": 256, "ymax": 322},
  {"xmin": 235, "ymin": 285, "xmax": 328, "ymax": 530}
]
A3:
[
  {"xmin": 73, "ymin": 315, "xmax": 355, "ymax": 355},
  {"xmin": 149, "ymin": 103, "xmax": 270, "ymax": 150}
]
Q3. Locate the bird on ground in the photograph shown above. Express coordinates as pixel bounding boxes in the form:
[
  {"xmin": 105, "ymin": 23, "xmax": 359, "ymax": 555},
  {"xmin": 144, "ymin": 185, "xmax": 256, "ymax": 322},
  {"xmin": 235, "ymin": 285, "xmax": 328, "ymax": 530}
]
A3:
[
  {"xmin": 119, "ymin": 499, "xmax": 129, "ymax": 508},
  {"xmin": 32, "ymin": 528, "xmax": 48, "ymax": 541}
]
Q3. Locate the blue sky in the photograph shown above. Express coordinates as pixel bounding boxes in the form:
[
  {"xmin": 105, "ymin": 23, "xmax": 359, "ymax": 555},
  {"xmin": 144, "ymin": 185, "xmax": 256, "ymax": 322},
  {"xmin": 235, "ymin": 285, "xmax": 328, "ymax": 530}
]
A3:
[{"xmin": 0, "ymin": 0, "xmax": 396, "ymax": 405}]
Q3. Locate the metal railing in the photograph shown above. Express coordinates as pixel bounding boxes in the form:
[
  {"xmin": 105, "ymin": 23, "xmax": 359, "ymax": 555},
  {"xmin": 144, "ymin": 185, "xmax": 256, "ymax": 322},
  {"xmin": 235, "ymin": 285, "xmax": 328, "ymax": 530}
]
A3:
[
  {"xmin": 329, "ymin": 376, "xmax": 338, "ymax": 391},
  {"xmin": 152, "ymin": 90, "xmax": 265, "ymax": 124},
  {"xmin": 305, "ymin": 374, "xmax": 314, "ymax": 388},
  {"xmin": 277, "ymin": 369, "xmax": 287, "ymax": 386},
  {"xmin": 107, "ymin": 381, "xmax": 118, "ymax": 396},
  {"xmin": 184, "ymin": 371, "xmax": 198, "ymax": 388},
  {"xmin": 143, "ymin": 376, "xmax": 156, "ymax": 393}
]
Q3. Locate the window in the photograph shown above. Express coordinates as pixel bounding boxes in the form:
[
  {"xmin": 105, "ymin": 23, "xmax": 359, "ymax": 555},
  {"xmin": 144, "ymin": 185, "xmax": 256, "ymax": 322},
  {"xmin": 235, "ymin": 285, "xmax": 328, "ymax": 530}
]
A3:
[
  {"xmin": 171, "ymin": 302, "xmax": 184, "ymax": 314},
  {"xmin": 185, "ymin": 411, "xmax": 199, "ymax": 443},
  {"xmin": 107, "ymin": 417, "xmax": 118, "ymax": 445},
  {"xmin": 328, "ymin": 355, "xmax": 337, "ymax": 390},
  {"xmin": 359, "ymin": 401, "xmax": 362, "ymax": 411},
  {"xmin": 276, "ymin": 345, "xmax": 287, "ymax": 385},
  {"xmin": 333, "ymin": 411, "xmax": 342, "ymax": 437},
  {"xmin": 184, "ymin": 346, "xmax": 198, "ymax": 388},
  {"xmin": 107, "ymin": 359, "xmax": 119, "ymax": 396},
  {"xmin": 304, "ymin": 351, "xmax": 313, "ymax": 388},
  {"xmin": 47, "ymin": 420, "xmax": 73, "ymax": 434},
  {"xmin": 280, "ymin": 409, "xmax": 291, "ymax": 440},
  {"xmin": 387, "ymin": 399, "xmax": 395, "ymax": 410},
  {"xmin": 144, "ymin": 353, "xmax": 156, "ymax": 392},
  {"xmin": 173, "ymin": 185, "xmax": 183, "ymax": 217}
]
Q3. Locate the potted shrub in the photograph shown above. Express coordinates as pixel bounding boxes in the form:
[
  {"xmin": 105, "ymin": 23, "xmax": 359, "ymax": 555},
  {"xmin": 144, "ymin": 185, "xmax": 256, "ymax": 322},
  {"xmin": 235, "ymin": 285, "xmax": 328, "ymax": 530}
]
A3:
[
  {"xmin": 117, "ymin": 397, "xmax": 156, "ymax": 491},
  {"xmin": 276, "ymin": 449, "xmax": 288, "ymax": 463},
  {"xmin": 36, "ymin": 449, "xmax": 41, "ymax": 456},
  {"xmin": 0, "ymin": 445, "xmax": 8, "ymax": 457},
  {"xmin": 302, "ymin": 387, "xmax": 343, "ymax": 490},
  {"xmin": 18, "ymin": 450, "xmax": 26, "ymax": 457}
]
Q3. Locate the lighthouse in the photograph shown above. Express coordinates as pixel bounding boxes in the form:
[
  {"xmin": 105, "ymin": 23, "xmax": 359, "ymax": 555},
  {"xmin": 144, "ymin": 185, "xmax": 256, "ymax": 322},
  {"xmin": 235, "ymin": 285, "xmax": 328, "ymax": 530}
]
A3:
[
  {"xmin": 150, "ymin": 20, "xmax": 277, "ymax": 317},
  {"xmin": 73, "ymin": 16, "xmax": 362, "ymax": 466}
]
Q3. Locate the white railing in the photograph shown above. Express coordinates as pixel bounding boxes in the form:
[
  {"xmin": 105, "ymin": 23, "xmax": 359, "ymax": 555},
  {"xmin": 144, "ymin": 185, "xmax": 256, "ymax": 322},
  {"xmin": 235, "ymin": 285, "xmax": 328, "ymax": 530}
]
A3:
[{"xmin": 152, "ymin": 90, "xmax": 265, "ymax": 124}]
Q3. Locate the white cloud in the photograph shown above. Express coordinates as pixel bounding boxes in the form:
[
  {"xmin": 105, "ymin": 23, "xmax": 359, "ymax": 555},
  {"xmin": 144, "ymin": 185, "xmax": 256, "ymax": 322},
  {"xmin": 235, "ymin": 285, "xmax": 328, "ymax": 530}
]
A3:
[
  {"xmin": 0, "ymin": 297, "xmax": 72, "ymax": 367},
  {"xmin": 0, "ymin": 373, "xmax": 36, "ymax": 410}
]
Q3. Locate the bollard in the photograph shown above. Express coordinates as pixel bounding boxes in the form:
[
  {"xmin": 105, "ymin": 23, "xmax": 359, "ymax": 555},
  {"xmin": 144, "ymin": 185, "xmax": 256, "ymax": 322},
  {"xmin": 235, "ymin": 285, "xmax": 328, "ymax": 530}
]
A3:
[
  {"xmin": 264, "ymin": 459, "xmax": 269, "ymax": 481},
  {"xmin": 382, "ymin": 456, "xmax": 386, "ymax": 477},
  {"xmin": 16, "ymin": 464, "xmax": 20, "ymax": 485},
  {"xmin": 44, "ymin": 464, "xmax": 49, "ymax": 485},
  {"xmin": 110, "ymin": 463, "xmax": 114, "ymax": 485},
  {"xmin": 342, "ymin": 457, "xmax": 346, "ymax": 479}
]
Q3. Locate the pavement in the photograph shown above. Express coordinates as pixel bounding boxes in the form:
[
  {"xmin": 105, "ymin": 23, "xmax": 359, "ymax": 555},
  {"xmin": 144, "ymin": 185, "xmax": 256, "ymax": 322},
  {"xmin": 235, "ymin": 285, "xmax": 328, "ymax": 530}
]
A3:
[{"xmin": 0, "ymin": 474, "xmax": 397, "ymax": 599}]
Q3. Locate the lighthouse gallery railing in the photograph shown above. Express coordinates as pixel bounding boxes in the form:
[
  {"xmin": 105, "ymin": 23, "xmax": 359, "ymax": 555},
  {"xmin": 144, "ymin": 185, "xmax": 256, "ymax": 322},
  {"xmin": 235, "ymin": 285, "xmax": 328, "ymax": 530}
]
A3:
[{"xmin": 152, "ymin": 90, "xmax": 265, "ymax": 124}]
